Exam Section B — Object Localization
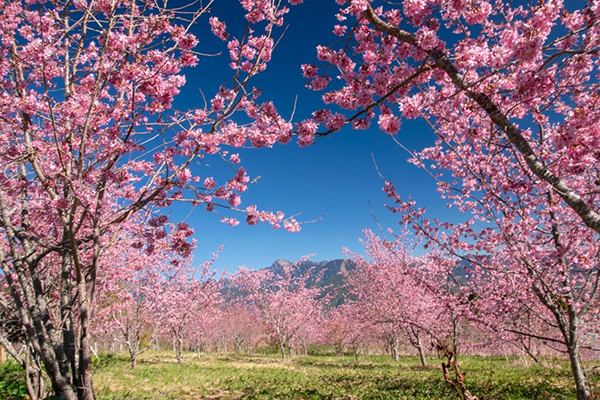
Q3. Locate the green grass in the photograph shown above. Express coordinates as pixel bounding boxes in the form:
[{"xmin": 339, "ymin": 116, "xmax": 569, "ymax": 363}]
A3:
[
  {"xmin": 91, "ymin": 351, "xmax": 600, "ymax": 399},
  {"xmin": 0, "ymin": 361, "xmax": 28, "ymax": 400}
]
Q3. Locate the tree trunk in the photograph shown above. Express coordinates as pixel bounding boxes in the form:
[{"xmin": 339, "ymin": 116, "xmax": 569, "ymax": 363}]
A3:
[
  {"xmin": 76, "ymin": 321, "xmax": 94, "ymax": 399},
  {"xmin": 74, "ymin": 263, "xmax": 95, "ymax": 400},
  {"xmin": 335, "ymin": 343, "xmax": 343, "ymax": 357},
  {"xmin": 521, "ymin": 342, "xmax": 540, "ymax": 365},
  {"xmin": 441, "ymin": 357, "xmax": 479, "ymax": 400},
  {"xmin": 24, "ymin": 347, "xmax": 46, "ymax": 400},
  {"xmin": 25, "ymin": 301, "xmax": 79, "ymax": 400},
  {"xmin": 127, "ymin": 340, "xmax": 138, "ymax": 370},
  {"xmin": 417, "ymin": 334, "xmax": 427, "ymax": 367},
  {"xmin": 567, "ymin": 344, "xmax": 591, "ymax": 400},
  {"xmin": 176, "ymin": 335, "xmax": 184, "ymax": 364},
  {"xmin": 279, "ymin": 341, "xmax": 287, "ymax": 361},
  {"xmin": 391, "ymin": 336, "xmax": 399, "ymax": 362}
]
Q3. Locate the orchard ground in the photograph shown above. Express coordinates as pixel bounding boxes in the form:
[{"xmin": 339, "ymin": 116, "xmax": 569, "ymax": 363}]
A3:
[{"xmin": 3, "ymin": 351, "xmax": 596, "ymax": 400}]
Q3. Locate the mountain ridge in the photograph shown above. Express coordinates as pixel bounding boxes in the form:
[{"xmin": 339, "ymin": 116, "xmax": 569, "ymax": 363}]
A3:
[{"xmin": 266, "ymin": 258, "xmax": 356, "ymax": 306}]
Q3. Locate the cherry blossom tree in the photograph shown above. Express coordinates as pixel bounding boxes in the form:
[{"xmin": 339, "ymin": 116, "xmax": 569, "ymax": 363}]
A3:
[
  {"xmin": 298, "ymin": 2, "xmax": 600, "ymax": 399},
  {"xmin": 92, "ymin": 218, "xmax": 184, "ymax": 369},
  {"xmin": 345, "ymin": 230, "xmax": 450, "ymax": 366},
  {"xmin": 319, "ymin": 306, "xmax": 348, "ymax": 357},
  {"xmin": 186, "ymin": 297, "xmax": 222, "ymax": 359},
  {"xmin": 93, "ymin": 263, "xmax": 156, "ymax": 369},
  {"xmin": 233, "ymin": 259, "xmax": 326, "ymax": 361},
  {"xmin": 320, "ymin": 302, "xmax": 370, "ymax": 360},
  {"xmin": 352, "ymin": 230, "xmax": 500, "ymax": 399},
  {"xmin": 207, "ymin": 304, "xmax": 264, "ymax": 354},
  {"xmin": 300, "ymin": 0, "xmax": 600, "ymax": 235},
  {"xmin": 289, "ymin": 306, "xmax": 323, "ymax": 356},
  {"xmin": 156, "ymin": 247, "xmax": 221, "ymax": 364},
  {"xmin": 0, "ymin": 0, "xmax": 304, "ymax": 398},
  {"xmin": 380, "ymin": 130, "xmax": 600, "ymax": 399}
]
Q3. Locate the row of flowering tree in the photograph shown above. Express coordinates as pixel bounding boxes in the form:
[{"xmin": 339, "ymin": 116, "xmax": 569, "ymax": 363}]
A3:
[
  {"xmin": 232, "ymin": 259, "xmax": 328, "ymax": 361},
  {"xmin": 81, "ymin": 235, "xmax": 597, "ymax": 400},
  {"xmin": 344, "ymin": 230, "xmax": 450, "ymax": 366},
  {"xmin": 339, "ymin": 227, "xmax": 598, "ymax": 400},
  {"xmin": 90, "ymin": 257, "xmax": 336, "ymax": 363}
]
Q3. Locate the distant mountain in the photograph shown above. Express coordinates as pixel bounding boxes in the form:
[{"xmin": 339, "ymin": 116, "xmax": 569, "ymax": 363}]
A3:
[
  {"xmin": 266, "ymin": 259, "xmax": 356, "ymax": 307},
  {"xmin": 225, "ymin": 257, "xmax": 474, "ymax": 307},
  {"xmin": 223, "ymin": 259, "xmax": 355, "ymax": 307}
]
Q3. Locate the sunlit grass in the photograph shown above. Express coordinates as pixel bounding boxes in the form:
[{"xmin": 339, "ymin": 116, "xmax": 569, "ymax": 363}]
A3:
[{"xmin": 90, "ymin": 351, "xmax": 600, "ymax": 399}]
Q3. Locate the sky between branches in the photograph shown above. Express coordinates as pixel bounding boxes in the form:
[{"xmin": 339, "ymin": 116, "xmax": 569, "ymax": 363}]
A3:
[{"xmin": 168, "ymin": 0, "xmax": 464, "ymax": 272}]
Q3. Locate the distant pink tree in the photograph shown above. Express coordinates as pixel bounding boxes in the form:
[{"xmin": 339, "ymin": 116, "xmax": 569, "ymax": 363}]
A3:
[
  {"xmin": 186, "ymin": 297, "xmax": 222, "ymax": 359},
  {"xmin": 320, "ymin": 303, "xmax": 370, "ymax": 360},
  {"xmin": 93, "ymin": 251, "xmax": 158, "ymax": 369},
  {"xmin": 290, "ymin": 306, "xmax": 323, "ymax": 356},
  {"xmin": 319, "ymin": 307, "xmax": 348, "ymax": 357},
  {"xmin": 157, "ymin": 247, "xmax": 222, "ymax": 364},
  {"xmin": 208, "ymin": 304, "xmax": 265, "ymax": 354},
  {"xmin": 346, "ymin": 230, "xmax": 449, "ymax": 365},
  {"xmin": 352, "ymin": 231, "xmax": 497, "ymax": 399},
  {"xmin": 234, "ymin": 259, "xmax": 326, "ymax": 361},
  {"xmin": 92, "ymin": 218, "xmax": 194, "ymax": 369}
]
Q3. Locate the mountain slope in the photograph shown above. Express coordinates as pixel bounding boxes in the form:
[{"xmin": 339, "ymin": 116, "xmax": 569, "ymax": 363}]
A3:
[{"xmin": 266, "ymin": 259, "xmax": 355, "ymax": 306}]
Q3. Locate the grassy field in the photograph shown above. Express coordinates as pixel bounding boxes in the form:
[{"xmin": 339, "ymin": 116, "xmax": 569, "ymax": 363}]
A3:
[
  {"xmin": 85, "ymin": 351, "xmax": 600, "ymax": 399},
  {"xmin": 1, "ymin": 351, "xmax": 597, "ymax": 399}
]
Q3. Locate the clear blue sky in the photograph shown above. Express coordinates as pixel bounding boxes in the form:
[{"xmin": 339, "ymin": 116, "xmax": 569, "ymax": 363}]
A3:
[{"xmin": 169, "ymin": 0, "xmax": 460, "ymax": 273}]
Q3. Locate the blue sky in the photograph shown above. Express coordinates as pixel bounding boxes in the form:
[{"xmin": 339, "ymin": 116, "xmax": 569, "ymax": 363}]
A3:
[{"xmin": 170, "ymin": 0, "xmax": 458, "ymax": 273}]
